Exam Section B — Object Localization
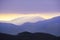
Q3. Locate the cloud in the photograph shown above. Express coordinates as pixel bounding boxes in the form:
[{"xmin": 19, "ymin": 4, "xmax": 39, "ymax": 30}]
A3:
[{"xmin": 10, "ymin": 16, "xmax": 45, "ymax": 25}]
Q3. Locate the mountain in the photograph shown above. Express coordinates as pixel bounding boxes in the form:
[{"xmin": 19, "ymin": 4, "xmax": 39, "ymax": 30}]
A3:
[
  {"xmin": 10, "ymin": 16, "xmax": 45, "ymax": 25},
  {"xmin": 0, "ymin": 16, "xmax": 60, "ymax": 36},
  {"xmin": 34, "ymin": 16, "xmax": 60, "ymax": 36},
  {"xmin": 0, "ymin": 32, "xmax": 57, "ymax": 40},
  {"xmin": 0, "ymin": 22, "xmax": 24, "ymax": 35},
  {"xmin": 18, "ymin": 16, "xmax": 60, "ymax": 36}
]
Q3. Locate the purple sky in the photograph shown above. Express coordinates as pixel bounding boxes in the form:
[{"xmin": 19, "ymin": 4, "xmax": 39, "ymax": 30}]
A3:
[{"xmin": 0, "ymin": 0, "xmax": 60, "ymax": 14}]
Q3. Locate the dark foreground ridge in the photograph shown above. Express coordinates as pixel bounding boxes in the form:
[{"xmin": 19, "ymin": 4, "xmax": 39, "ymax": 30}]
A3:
[{"xmin": 0, "ymin": 32, "xmax": 60, "ymax": 40}]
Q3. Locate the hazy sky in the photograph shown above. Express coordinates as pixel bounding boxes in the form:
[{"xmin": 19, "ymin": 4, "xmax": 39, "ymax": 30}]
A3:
[
  {"xmin": 0, "ymin": 0, "xmax": 60, "ymax": 21},
  {"xmin": 0, "ymin": 0, "xmax": 60, "ymax": 13}
]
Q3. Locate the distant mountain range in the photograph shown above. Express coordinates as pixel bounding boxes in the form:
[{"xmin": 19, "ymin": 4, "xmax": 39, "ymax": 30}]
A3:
[
  {"xmin": 0, "ymin": 16, "xmax": 60, "ymax": 36},
  {"xmin": 0, "ymin": 22, "xmax": 25, "ymax": 35},
  {"xmin": 19, "ymin": 16, "xmax": 60, "ymax": 36}
]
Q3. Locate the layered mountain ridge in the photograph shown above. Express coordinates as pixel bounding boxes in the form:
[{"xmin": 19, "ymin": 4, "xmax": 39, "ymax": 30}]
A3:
[{"xmin": 0, "ymin": 16, "xmax": 60, "ymax": 36}]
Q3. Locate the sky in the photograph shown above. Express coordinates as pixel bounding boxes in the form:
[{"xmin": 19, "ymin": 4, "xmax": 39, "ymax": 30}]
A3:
[{"xmin": 0, "ymin": 0, "xmax": 60, "ymax": 21}]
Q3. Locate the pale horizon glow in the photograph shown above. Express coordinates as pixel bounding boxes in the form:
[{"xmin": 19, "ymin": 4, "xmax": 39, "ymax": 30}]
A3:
[{"xmin": 0, "ymin": 13, "xmax": 60, "ymax": 21}]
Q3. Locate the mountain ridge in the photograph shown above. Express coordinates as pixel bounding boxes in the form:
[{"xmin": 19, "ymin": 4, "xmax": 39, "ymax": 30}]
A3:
[{"xmin": 0, "ymin": 16, "xmax": 60, "ymax": 36}]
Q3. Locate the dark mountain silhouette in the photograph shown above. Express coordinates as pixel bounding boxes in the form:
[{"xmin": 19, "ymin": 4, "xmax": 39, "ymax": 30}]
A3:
[
  {"xmin": 19, "ymin": 16, "xmax": 60, "ymax": 36},
  {"xmin": 0, "ymin": 32, "xmax": 58, "ymax": 40},
  {"xmin": 57, "ymin": 36, "xmax": 60, "ymax": 40},
  {"xmin": 0, "ymin": 33, "xmax": 17, "ymax": 40}
]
